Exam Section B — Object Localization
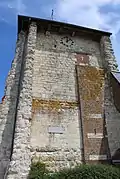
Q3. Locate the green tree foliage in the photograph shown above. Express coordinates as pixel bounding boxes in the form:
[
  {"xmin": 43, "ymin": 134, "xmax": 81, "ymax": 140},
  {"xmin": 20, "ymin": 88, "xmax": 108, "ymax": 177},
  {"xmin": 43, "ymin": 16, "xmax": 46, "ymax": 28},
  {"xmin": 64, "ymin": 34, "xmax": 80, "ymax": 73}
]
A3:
[
  {"xmin": 28, "ymin": 162, "xmax": 49, "ymax": 179},
  {"xmin": 29, "ymin": 162, "xmax": 120, "ymax": 179}
]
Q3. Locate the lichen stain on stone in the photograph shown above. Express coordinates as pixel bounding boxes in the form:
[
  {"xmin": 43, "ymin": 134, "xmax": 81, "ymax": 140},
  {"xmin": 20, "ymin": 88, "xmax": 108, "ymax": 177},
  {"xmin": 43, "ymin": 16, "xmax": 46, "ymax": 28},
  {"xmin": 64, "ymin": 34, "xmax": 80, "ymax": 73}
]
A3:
[
  {"xmin": 78, "ymin": 66, "xmax": 105, "ymax": 101},
  {"xmin": 32, "ymin": 99, "xmax": 78, "ymax": 111},
  {"xmin": 77, "ymin": 66, "xmax": 105, "ymax": 160}
]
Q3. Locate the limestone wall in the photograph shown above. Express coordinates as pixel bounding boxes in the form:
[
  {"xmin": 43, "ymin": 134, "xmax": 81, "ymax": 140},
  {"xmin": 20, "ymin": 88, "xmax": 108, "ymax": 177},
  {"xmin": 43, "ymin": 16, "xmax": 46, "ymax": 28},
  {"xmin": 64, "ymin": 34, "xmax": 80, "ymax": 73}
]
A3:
[
  {"xmin": 33, "ymin": 32, "xmax": 102, "ymax": 100},
  {"xmin": 31, "ymin": 31, "xmax": 120, "ymax": 168},
  {"xmin": 31, "ymin": 106, "xmax": 82, "ymax": 171},
  {"xmin": 36, "ymin": 33, "xmax": 101, "ymax": 63},
  {"xmin": 31, "ymin": 32, "xmax": 103, "ymax": 170}
]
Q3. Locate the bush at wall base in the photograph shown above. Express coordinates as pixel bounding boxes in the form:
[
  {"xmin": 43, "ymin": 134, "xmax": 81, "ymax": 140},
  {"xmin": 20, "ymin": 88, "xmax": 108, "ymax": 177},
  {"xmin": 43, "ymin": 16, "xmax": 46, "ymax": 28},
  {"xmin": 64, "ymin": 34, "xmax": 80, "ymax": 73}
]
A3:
[{"xmin": 28, "ymin": 161, "xmax": 120, "ymax": 179}]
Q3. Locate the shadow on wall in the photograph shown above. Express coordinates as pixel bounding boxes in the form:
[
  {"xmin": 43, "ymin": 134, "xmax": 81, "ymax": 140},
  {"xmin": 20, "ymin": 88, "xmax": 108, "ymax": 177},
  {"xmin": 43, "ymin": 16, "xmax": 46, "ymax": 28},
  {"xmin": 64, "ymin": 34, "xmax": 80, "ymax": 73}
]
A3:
[
  {"xmin": 110, "ymin": 72, "xmax": 120, "ymax": 113},
  {"xmin": 112, "ymin": 148, "xmax": 120, "ymax": 162},
  {"xmin": 75, "ymin": 65, "xmax": 85, "ymax": 163},
  {"xmin": 99, "ymin": 114, "xmax": 111, "ymax": 164},
  {"xmin": 105, "ymin": 73, "xmax": 120, "ymax": 165},
  {"xmin": 110, "ymin": 72, "xmax": 120, "ymax": 164}
]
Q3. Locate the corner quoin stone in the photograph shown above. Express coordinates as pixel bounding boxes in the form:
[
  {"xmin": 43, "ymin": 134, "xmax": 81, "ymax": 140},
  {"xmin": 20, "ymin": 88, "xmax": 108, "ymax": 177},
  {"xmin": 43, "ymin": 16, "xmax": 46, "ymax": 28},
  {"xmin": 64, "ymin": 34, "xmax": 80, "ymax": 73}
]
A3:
[
  {"xmin": 0, "ymin": 31, "xmax": 26, "ymax": 178},
  {"xmin": 7, "ymin": 22, "xmax": 37, "ymax": 179}
]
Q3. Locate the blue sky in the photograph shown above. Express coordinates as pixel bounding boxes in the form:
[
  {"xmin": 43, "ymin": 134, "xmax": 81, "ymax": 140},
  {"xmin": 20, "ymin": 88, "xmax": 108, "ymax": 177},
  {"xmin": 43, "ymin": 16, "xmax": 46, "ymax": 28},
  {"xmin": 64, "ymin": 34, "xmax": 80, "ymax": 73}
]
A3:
[{"xmin": 0, "ymin": 0, "xmax": 120, "ymax": 100}]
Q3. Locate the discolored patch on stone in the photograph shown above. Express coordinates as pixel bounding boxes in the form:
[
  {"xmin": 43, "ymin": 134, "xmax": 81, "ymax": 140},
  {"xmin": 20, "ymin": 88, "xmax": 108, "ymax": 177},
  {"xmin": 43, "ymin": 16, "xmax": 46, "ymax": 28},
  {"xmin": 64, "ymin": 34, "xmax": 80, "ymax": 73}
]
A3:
[{"xmin": 75, "ymin": 53, "xmax": 89, "ymax": 65}]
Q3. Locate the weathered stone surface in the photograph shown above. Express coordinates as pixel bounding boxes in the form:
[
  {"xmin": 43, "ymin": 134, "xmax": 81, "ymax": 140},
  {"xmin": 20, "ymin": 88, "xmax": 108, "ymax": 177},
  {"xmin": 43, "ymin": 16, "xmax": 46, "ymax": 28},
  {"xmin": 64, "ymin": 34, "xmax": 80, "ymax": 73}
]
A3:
[
  {"xmin": 0, "ymin": 31, "xmax": 26, "ymax": 179},
  {"xmin": 100, "ymin": 36, "xmax": 118, "ymax": 72},
  {"xmin": 100, "ymin": 36, "xmax": 120, "ymax": 158},
  {"xmin": 7, "ymin": 22, "xmax": 37, "ymax": 179},
  {"xmin": 77, "ymin": 66, "xmax": 110, "ymax": 163},
  {"xmin": 36, "ymin": 33, "xmax": 101, "ymax": 60},
  {"xmin": 33, "ymin": 35, "xmax": 102, "ymax": 101},
  {"xmin": 31, "ymin": 148, "xmax": 82, "ymax": 171},
  {"xmin": 32, "ymin": 50, "xmax": 77, "ymax": 101},
  {"xmin": 31, "ymin": 107, "xmax": 82, "ymax": 170},
  {"xmin": 31, "ymin": 32, "xmax": 103, "ymax": 170}
]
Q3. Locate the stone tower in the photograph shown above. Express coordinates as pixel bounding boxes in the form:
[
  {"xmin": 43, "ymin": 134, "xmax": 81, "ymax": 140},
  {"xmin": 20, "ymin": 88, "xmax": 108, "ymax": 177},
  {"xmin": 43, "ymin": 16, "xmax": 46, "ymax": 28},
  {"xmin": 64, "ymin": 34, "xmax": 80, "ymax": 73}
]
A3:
[{"xmin": 0, "ymin": 15, "xmax": 120, "ymax": 179}]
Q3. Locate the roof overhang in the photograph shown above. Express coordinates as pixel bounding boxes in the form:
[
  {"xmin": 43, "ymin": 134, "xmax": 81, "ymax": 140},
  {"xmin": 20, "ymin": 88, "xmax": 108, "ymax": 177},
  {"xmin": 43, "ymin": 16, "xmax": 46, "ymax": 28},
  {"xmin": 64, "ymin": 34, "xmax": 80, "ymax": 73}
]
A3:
[{"xmin": 18, "ymin": 15, "xmax": 112, "ymax": 40}]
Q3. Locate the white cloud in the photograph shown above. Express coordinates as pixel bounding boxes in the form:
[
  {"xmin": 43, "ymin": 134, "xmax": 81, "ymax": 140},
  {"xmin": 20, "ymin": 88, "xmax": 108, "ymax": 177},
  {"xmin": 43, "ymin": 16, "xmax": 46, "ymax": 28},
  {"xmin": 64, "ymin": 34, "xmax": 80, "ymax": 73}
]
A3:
[
  {"xmin": 55, "ymin": 0, "xmax": 120, "ymax": 37},
  {"xmin": 1, "ymin": 0, "xmax": 119, "ymax": 37},
  {"xmin": 0, "ymin": 0, "xmax": 120, "ymax": 35},
  {"xmin": 0, "ymin": 0, "xmax": 26, "ymax": 24},
  {"xmin": 0, "ymin": 0, "xmax": 26, "ymax": 14}
]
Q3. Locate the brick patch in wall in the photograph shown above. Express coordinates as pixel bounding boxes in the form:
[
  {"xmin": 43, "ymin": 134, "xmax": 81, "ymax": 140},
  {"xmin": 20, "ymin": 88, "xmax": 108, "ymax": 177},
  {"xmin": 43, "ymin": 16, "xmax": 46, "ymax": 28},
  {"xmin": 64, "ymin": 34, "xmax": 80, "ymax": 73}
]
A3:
[
  {"xmin": 76, "ymin": 66, "xmax": 110, "ymax": 163},
  {"xmin": 89, "ymin": 155, "xmax": 107, "ymax": 160},
  {"xmin": 87, "ymin": 133, "xmax": 104, "ymax": 139}
]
